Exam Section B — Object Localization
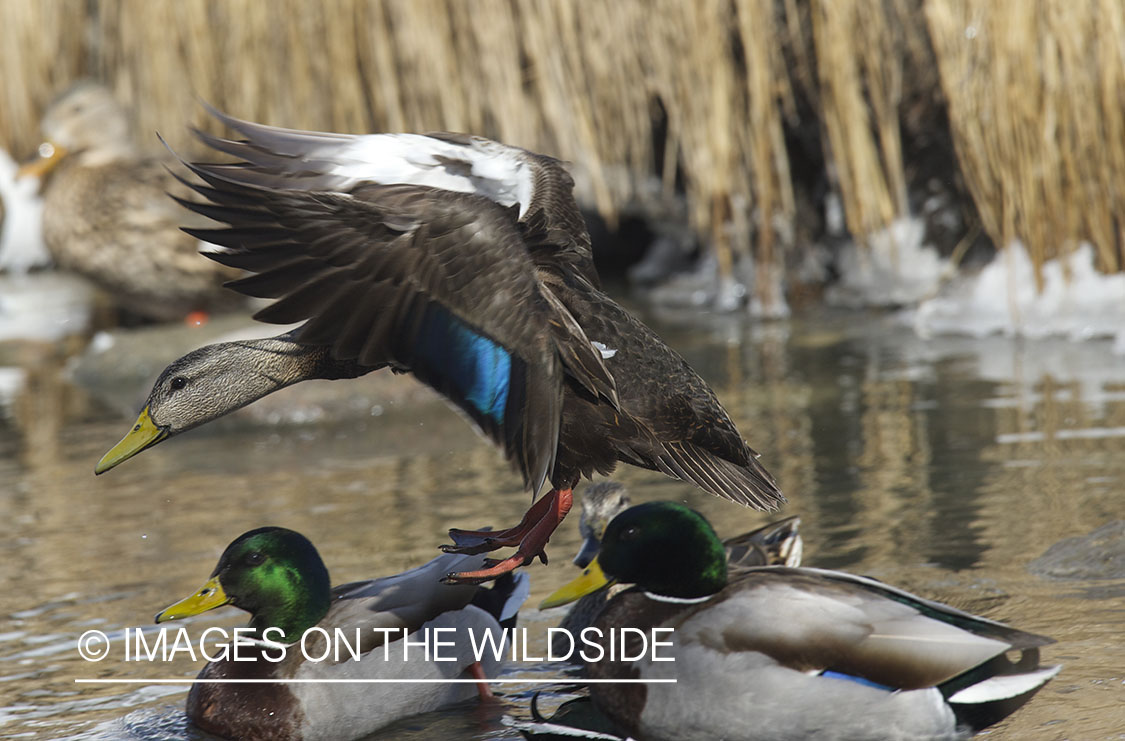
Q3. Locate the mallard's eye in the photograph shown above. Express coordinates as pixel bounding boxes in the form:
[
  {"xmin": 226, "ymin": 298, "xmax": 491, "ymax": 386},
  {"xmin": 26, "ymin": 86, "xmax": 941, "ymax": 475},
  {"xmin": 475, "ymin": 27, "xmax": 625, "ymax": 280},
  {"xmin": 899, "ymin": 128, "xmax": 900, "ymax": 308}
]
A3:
[
  {"xmin": 170, "ymin": 376, "xmax": 188, "ymax": 391},
  {"xmin": 245, "ymin": 552, "xmax": 265, "ymax": 566},
  {"xmin": 620, "ymin": 525, "xmax": 641, "ymax": 541}
]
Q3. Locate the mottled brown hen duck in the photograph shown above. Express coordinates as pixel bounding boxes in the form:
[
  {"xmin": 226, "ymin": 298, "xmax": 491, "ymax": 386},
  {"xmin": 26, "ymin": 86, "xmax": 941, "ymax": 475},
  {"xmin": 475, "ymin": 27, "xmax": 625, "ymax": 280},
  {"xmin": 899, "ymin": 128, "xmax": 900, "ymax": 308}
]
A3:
[
  {"xmin": 19, "ymin": 82, "xmax": 238, "ymax": 320},
  {"xmin": 95, "ymin": 107, "xmax": 785, "ymax": 581}
]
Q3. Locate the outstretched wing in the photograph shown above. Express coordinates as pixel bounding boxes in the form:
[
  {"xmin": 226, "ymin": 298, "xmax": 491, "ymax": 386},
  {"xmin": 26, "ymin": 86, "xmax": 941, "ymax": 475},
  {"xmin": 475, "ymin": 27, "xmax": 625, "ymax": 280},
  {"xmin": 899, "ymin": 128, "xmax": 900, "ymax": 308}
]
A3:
[
  {"xmin": 194, "ymin": 106, "xmax": 599, "ymax": 284},
  {"xmin": 175, "ymin": 153, "xmax": 617, "ymax": 493}
]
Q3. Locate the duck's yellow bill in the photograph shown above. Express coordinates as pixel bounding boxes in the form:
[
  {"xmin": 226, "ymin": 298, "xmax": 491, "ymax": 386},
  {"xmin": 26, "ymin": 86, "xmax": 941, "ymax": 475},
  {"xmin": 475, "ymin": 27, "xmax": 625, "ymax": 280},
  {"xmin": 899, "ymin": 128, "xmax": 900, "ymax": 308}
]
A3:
[
  {"xmin": 17, "ymin": 141, "xmax": 66, "ymax": 179},
  {"xmin": 540, "ymin": 557, "xmax": 615, "ymax": 609},
  {"xmin": 155, "ymin": 576, "xmax": 229, "ymax": 623},
  {"xmin": 95, "ymin": 406, "xmax": 168, "ymax": 474}
]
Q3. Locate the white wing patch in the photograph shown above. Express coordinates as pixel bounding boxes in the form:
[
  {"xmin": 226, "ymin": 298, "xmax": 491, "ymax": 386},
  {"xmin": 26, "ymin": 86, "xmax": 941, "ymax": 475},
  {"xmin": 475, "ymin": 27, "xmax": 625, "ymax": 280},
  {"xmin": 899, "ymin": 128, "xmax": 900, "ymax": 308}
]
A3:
[
  {"xmin": 592, "ymin": 341, "xmax": 617, "ymax": 359},
  {"xmin": 325, "ymin": 134, "xmax": 535, "ymax": 218}
]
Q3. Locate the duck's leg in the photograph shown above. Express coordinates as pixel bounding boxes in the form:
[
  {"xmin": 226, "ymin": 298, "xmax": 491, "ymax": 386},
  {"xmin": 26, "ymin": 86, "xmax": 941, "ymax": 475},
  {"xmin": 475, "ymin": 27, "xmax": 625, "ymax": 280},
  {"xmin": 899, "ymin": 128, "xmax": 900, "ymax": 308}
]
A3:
[
  {"xmin": 442, "ymin": 492, "xmax": 558, "ymax": 553},
  {"xmin": 441, "ymin": 489, "xmax": 573, "ymax": 584},
  {"xmin": 468, "ymin": 661, "xmax": 494, "ymax": 700}
]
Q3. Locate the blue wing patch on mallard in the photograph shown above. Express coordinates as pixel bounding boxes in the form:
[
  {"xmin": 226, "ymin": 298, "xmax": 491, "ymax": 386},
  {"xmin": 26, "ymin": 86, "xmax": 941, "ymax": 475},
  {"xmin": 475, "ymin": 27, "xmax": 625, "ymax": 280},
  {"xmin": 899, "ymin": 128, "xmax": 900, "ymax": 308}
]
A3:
[
  {"xmin": 820, "ymin": 670, "xmax": 894, "ymax": 692},
  {"xmin": 415, "ymin": 306, "xmax": 511, "ymax": 424}
]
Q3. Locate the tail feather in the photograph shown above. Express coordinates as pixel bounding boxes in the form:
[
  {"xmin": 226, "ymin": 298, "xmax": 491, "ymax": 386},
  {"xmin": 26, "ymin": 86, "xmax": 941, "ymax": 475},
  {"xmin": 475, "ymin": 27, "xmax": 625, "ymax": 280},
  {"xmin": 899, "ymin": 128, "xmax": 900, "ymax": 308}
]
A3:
[
  {"xmin": 947, "ymin": 657, "xmax": 1061, "ymax": 732},
  {"xmin": 948, "ymin": 665, "xmax": 1061, "ymax": 705},
  {"xmin": 724, "ymin": 516, "xmax": 803, "ymax": 570},
  {"xmin": 655, "ymin": 441, "xmax": 784, "ymax": 511}
]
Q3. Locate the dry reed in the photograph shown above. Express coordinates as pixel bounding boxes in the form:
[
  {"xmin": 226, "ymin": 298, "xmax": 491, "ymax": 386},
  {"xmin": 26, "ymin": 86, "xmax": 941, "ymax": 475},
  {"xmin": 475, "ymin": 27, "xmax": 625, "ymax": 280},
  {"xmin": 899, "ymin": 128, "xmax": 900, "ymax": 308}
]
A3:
[
  {"xmin": 1, "ymin": 0, "xmax": 1122, "ymax": 291},
  {"xmin": 926, "ymin": 0, "xmax": 1125, "ymax": 280}
]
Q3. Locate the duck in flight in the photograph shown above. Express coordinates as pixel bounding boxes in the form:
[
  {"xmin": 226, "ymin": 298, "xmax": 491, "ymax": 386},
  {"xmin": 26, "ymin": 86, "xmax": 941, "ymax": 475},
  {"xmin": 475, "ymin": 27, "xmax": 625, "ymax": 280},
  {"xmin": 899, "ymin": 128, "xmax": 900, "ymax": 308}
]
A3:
[{"xmin": 95, "ymin": 107, "xmax": 785, "ymax": 582}]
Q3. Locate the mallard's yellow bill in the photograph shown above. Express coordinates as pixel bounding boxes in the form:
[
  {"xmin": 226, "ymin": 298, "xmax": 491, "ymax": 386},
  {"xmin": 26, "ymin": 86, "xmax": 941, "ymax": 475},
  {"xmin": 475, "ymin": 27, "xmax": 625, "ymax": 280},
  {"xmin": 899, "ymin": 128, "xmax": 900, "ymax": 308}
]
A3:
[
  {"xmin": 17, "ymin": 141, "xmax": 66, "ymax": 179},
  {"xmin": 540, "ymin": 557, "xmax": 615, "ymax": 609},
  {"xmin": 95, "ymin": 406, "xmax": 168, "ymax": 474},
  {"xmin": 155, "ymin": 576, "xmax": 230, "ymax": 623}
]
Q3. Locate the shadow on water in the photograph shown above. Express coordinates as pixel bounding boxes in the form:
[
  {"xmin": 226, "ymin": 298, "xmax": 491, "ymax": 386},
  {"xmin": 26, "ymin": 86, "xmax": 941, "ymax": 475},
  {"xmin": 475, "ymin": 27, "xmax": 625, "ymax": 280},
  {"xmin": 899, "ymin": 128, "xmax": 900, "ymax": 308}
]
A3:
[{"xmin": 1, "ymin": 301, "xmax": 1123, "ymax": 739}]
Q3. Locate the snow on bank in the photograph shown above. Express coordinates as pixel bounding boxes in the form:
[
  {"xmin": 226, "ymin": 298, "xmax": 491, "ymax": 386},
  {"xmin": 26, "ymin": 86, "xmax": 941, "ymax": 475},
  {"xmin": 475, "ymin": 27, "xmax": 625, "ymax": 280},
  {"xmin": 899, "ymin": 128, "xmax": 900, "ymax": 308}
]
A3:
[
  {"xmin": 825, "ymin": 217, "xmax": 950, "ymax": 308},
  {"xmin": 0, "ymin": 273, "xmax": 93, "ymax": 342},
  {"xmin": 910, "ymin": 242, "xmax": 1125, "ymax": 352},
  {"xmin": 823, "ymin": 214, "xmax": 1125, "ymax": 353},
  {"xmin": 0, "ymin": 148, "xmax": 49, "ymax": 275},
  {"xmin": 643, "ymin": 251, "xmax": 791, "ymax": 318}
]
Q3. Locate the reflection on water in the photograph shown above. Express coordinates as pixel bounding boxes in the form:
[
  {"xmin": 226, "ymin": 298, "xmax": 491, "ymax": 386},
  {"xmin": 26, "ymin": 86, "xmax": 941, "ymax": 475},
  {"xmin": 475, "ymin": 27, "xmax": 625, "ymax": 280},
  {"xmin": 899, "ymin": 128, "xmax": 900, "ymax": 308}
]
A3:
[{"xmin": 1, "ymin": 308, "xmax": 1123, "ymax": 739}]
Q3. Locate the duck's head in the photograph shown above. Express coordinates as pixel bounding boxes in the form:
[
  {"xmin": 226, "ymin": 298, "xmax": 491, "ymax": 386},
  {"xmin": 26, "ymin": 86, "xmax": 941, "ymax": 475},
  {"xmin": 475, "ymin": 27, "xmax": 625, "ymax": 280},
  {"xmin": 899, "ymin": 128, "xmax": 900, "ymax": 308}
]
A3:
[
  {"xmin": 156, "ymin": 527, "xmax": 331, "ymax": 641},
  {"xmin": 19, "ymin": 81, "xmax": 132, "ymax": 178},
  {"xmin": 543, "ymin": 501, "xmax": 728, "ymax": 608},
  {"xmin": 573, "ymin": 482, "xmax": 631, "ymax": 567},
  {"xmin": 95, "ymin": 340, "xmax": 310, "ymax": 474}
]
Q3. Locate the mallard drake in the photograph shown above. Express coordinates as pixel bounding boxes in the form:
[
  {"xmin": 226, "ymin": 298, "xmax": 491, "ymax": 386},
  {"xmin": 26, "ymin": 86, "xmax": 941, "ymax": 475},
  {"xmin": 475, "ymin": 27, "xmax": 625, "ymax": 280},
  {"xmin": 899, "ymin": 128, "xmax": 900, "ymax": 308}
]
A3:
[
  {"xmin": 553, "ymin": 482, "xmax": 800, "ymax": 659},
  {"xmin": 569, "ymin": 481, "xmax": 801, "ymax": 571},
  {"xmin": 17, "ymin": 81, "xmax": 238, "ymax": 320},
  {"xmin": 94, "ymin": 107, "xmax": 785, "ymax": 581},
  {"xmin": 542, "ymin": 502, "xmax": 1060, "ymax": 741},
  {"xmin": 154, "ymin": 526, "xmax": 528, "ymax": 741}
]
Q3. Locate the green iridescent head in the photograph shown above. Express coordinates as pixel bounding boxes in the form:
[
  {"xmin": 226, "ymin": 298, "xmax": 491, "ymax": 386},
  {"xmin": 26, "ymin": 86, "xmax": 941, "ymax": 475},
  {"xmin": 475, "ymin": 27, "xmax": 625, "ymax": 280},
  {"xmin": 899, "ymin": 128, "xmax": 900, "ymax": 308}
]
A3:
[
  {"xmin": 155, "ymin": 527, "xmax": 331, "ymax": 640},
  {"xmin": 599, "ymin": 501, "xmax": 729, "ymax": 599}
]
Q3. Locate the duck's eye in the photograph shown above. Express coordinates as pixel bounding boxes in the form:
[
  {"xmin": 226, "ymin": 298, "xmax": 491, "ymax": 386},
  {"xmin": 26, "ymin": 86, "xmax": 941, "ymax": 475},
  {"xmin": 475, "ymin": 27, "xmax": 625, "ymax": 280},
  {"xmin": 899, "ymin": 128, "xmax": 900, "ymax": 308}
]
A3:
[
  {"xmin": 619, "ymin": 525, "xmax": 641, "ymax": 541},
  {"xmin": 245, "ymin": 552, "xmax": 265, "ymax": 566},
  {"xmin": 170, "ymin": 376, "xmax": 188, "ymax": 391}
]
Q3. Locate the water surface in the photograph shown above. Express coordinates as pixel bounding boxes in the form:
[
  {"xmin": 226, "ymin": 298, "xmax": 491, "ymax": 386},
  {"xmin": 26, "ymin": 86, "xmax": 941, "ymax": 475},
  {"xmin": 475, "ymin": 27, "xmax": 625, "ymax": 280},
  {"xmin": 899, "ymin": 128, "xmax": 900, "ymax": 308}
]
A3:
[{"xmin": 1, "ymin": 306, "xmax": 1122, "ymax": 739}]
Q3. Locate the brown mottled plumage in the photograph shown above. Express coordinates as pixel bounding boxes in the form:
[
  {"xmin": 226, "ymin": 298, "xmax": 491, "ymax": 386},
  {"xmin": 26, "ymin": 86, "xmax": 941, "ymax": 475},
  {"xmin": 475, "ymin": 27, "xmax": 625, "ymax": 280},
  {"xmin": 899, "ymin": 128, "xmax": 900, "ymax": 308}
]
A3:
[
  {"xmin": 178, "ymin": 107, "xmax": 783, "ymax": 511},
  {"xmin": 96, "ymin": 108, "xmax": 784, "ymax": 582},
  {"xmin": 24, "ymin": 82, "xmax": 239, "ymax": 320}
]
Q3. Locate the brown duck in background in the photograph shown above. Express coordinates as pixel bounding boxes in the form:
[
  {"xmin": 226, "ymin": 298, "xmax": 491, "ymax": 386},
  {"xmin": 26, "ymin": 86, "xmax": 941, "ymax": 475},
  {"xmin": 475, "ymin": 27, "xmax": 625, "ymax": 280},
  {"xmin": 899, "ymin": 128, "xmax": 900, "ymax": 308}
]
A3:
[
  {"xmin": 94, "ymin": 107, "xmax": 785, "ymax": 582},
  {"xmin": 18, "ymin": 81, "xmax": 239, "ymax": 321}
]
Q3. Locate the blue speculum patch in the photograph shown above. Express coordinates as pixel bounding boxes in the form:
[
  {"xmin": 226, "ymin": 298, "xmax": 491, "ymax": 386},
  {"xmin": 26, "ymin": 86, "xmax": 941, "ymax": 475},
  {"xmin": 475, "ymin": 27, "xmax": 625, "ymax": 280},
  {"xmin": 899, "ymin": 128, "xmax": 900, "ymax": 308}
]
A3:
[
  {"xmin": 416, "ymin": 308, "xmax": 511, "ymax": 424},
  {"xmin": 820, "ymin": 670, "xmax": 894, "ymax": 692}
]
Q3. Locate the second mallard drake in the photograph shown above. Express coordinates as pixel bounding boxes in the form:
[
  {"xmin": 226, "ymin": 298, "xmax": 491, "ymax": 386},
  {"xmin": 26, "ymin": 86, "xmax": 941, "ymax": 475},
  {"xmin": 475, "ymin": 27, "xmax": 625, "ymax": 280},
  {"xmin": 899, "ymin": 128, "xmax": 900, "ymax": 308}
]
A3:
[
  {"xmin": 543, "ymin": 502, "xmax": 1060, "ymax": 741},
  {"xmin": 94, "ymin": 107, "xmax": 785, "ymax": 582},
  {"xmin": 552, "ymin": 482, "xmax": 801, "ymax": 658},
  {"xmin": 155, "ymin": 527, "xmax": 528, "ymax": 741},
  {"xmin": 18, "ymin": 81, "xmax": 238, "ymax": 320}
]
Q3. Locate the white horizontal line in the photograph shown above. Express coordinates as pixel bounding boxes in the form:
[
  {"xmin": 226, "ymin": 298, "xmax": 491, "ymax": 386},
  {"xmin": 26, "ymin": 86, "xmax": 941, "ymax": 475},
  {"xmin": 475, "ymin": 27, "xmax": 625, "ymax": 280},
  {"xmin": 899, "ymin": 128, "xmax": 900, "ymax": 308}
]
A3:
[
  {"xmin": 74, "ymin": 678, "xmax": 676, "ymax": 685},
  {"xmin": 996, "ymin": 425, "xmax": 1125, "ymax": 443}
]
